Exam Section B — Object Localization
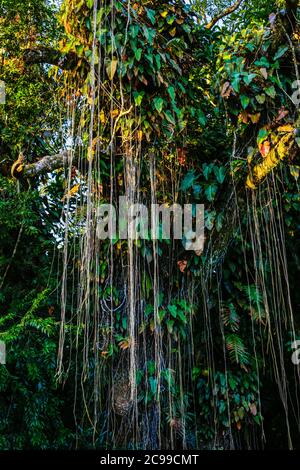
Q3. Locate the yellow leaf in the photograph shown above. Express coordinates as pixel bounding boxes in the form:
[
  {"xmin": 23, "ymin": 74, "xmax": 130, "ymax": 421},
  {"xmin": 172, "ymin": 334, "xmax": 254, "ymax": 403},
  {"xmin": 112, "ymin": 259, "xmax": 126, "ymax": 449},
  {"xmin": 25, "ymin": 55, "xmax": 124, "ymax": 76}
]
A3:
[
  {"xmin": 149, "ymin": 319, "xmax": 155, "ymax": 333},
  {"xmin": 246, "ymin": 176, "xmax": 257, "ymax": 190},
  {"xmin": 66, "ymin": 184, "xmax": 80, "ymax": 198},
  {"xmin": 100, "ymin": 110, "xmax": 106, "ymax": 124},
  {"xmin": 247, "ymin": 132, "xmax": 295, "ymax": 189},
  {"xmin": 249, "ymin": 113, "xmax": 261, "ymax": 124},
  {"xmin": 64, "ymin": 22, "xmax": 72, "ymax": 34},
  {"xmin": 160, "ymin": 11, "xmax": 168, "ymax": 18},
  {"xmin": 92, "ymin": 136, "xmax": 99, "ymax": 149},
  {"xmin": 106, "ymin": 58, "xmax": 118, "ymax": 80},
  {"xmin": 277, "ymin": 124, "xmax": 294, "ymax": 133},
  {"xmin": 110, "ymin": 108, "xmax": 119, "ymax": 118},
  {"xmin": 119, "ymin": 339, "xmax": 131, "ymax": 350},
  {"xmin": 169, "ymin": 27, "xmax": 176, "ymax": 37}
]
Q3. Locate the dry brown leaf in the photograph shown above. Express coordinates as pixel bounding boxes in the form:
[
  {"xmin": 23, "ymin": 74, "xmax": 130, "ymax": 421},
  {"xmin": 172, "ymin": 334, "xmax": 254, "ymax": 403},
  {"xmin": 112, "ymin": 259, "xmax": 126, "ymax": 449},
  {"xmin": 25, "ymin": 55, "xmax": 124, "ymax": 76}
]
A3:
[
  {"xmin": 260, "ymin": 68, "xmax": 268, "ymax": 79},
  {"xmin": 177, "ymin": 260, "xmax": 187, "ymax": 272},
  {"xmin": 119, "ymin": 339, "xmax": 131, "ymax": 350},
  {"xmin": 239, "ymin": 111, "xmax": 249, "ymax": 124},
  {"xmin": 276, "ymin": 107, "xmax": 289, "ymax": 122},
  {"xmin": 221, "ymin": 81, "xmax": 232, "ymax": 99},
  {"xmin": 259, "ymin": 140, "xmax": 271, "ymax": 158},
  {"xmin": 249, "ymin": 403, "xmax": 257, "ymax": 416},
  {"xmin": 249, "ymin": 113, "xmax": 261, "ymax": 124}
]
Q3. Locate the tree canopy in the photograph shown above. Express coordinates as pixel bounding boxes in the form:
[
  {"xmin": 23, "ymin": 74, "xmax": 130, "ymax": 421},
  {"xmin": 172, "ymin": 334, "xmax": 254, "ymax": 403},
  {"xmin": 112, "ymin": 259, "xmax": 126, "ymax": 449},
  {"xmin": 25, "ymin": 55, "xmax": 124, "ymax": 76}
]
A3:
[{"xmin": 0, "ymin": 0, "xmax": 300, "ymax": 451}]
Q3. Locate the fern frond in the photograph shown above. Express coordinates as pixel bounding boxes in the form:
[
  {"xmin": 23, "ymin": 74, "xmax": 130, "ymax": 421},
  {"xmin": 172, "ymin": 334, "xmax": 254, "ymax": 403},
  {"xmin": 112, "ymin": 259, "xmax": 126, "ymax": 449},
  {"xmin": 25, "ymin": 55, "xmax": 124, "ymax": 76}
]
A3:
[
  {"xmin": 225, "ymin": 333, "xmax": 250, "ymax": 367},
  {"xmin": 221, "ymin": 302, "xmax": 240, "ymax": 332}
]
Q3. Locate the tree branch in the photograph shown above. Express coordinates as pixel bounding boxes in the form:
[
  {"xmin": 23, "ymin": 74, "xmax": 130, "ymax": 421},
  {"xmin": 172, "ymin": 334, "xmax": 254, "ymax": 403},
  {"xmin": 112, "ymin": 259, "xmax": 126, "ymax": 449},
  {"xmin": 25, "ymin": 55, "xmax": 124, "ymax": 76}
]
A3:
[
  {"xmin": 11, "ymin": 151, "xmax": 70, "ymax": 178},
  {"xmin": 23, "ymin": 47, "xmax": 79, "ymax": 70},
  {"xmin": 205, "ymin": 0, "xmax": 245, "ymax": 29}
]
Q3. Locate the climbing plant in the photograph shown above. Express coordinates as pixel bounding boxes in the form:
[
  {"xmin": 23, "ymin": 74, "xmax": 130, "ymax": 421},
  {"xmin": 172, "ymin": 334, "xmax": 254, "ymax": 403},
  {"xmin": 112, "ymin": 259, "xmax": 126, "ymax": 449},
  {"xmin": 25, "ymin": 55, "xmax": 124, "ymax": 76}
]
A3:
[{"xmin": 0, "ymin": 0, "xmax": 300, "ymax": 451}]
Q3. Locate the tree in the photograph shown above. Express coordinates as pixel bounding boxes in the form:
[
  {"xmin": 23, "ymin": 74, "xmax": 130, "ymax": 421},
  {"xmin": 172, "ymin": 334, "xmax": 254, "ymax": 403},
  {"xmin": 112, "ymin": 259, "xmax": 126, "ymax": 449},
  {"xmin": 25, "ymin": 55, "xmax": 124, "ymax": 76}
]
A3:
[{"xmin": 0, "ymin": 0, "xmax": 300, "ymax": 450}]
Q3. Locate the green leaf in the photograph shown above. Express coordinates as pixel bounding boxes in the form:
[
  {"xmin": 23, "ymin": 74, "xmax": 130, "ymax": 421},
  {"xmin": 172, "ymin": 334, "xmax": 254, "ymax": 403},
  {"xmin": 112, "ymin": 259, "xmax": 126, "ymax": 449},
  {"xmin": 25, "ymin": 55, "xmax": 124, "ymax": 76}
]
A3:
[
  {"xmin": 257, "ymin": 128, "xmax": 269, "ymax": 145},
  {"xmin": 240, "ymin": 95, "xmax": 250, "ymax": 109},
  {"xmin": 75, "ymin": 44, "xmax": 85, "ymax": 56},
  {"xmin": 243, "ymin": 73, "xmax": 256, "ymax": 86},
  {"xmin": 167, "ymin": 85, "xmax": 175, "ymax": 101},
  {"xmin": 147, "ymin": 361, "xmax": 155, "ymax": 375},
  {"xmin": 193, "ymin": 184, "xmax": 201, "ymax": 196},
  {"xmin": 168, "ymin": 305, "xmax": 177, "ymax": 318},
  {"xmin": 158, "ymin": 309, "xmax": 165, "ymax": 323},
  {"xmin": 167, "ymin": 319, "xmax": 174, "ymax": 334},
  {"xmin": 155, "ymin": 54, "xmax": 161, "ymax": 70},
  {"xmin": 203, "ymin": 163, "xmax": 213, "ymax": 180},
  {"xmin": 245, "ymin": 43, "xmax": 256, "ymax": 52},
  {"xmin": 213, "ymin": 166, "xmax": 226, "ymax": 184},
  {"xmin": 176, "ymin": 309, "xmax": 186, "ymax": 323},
  {"xmin": 225, "ymin": 334, "xmax": 250, "ymax": 366},
  {"xmin": 164, "ymin": 110, "xmax": 175, "ymax": 125},
  {"xmin": 153, "ymin": 97, "xmax": 164, "ymax": 113},
  {"xmin": 274, "ymin": 46, "xmax": 289, "ymax": 61},
  {"xmin": 133, "ymin": 91, "xmax": 144, "ymax": 106},
  {"xmin": 255, "ymin": 94, "xmax": 266, "ymax": 104},
  {"xmin": 197, "ymin": 108, "xmax": 207, "ymax": 126},
  {"xmin": 231, "ymin": 76, "xmax": 240, "ymax": 93},
  {"xmin": 85, "ymin": 17, "xmax": 91, "ymax": 30},
  {"xmin": 254, "ymin": 57, "xmax": 270, "ymax": 68},
  {"xmin": 145, "ymin": 8, "xmax": 156, "ymax": 25},
  {"xmin": 149, "ymin": 377, "xmax": 157, "ymax": 394},
  {"xmin": 130, "ymin": 24, "xmax": 139, "ymax": 38},
  {"xmin": 180, "ymin": 170, "xmax": 196, "ymax": 191},
  {"xmin": 142, "ymin": 26, "xmax": 156, "ymax": 44},
  {"xmin": 135, "ymin": 48, "xmax": 142, "ymax": 61},
  {"xmin": 205, "ymin": 184, "xmax": 218, "ymax": 202},
  {"xmin": 216, "ymin": 213, "xmax": 224, "ymax": 232},
  {"xmin": 145, "ymin": 304, "xmax": 154, "ymax": 316},
  {"xmin": 87, "ymin": 0, "xmax": 94, "ymax": 8},
  {"xmin": 265, "ymin": 86, "xmax": 276, "ymax": 99}
]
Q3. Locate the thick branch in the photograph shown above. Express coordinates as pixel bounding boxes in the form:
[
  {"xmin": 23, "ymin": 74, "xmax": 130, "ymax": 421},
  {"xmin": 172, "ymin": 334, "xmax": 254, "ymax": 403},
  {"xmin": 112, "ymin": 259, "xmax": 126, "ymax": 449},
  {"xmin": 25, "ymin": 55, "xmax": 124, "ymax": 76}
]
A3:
[
  {"xmin": 205, "ymin": 0, "xmax": 245, "ymax": 29},
  {"xmin": 12, "ymin": 151, "xmax": 70, "ymax": 178},
  {"xmin": 23, "ymin": 47, "xmax": 79, "ymax": 70}
]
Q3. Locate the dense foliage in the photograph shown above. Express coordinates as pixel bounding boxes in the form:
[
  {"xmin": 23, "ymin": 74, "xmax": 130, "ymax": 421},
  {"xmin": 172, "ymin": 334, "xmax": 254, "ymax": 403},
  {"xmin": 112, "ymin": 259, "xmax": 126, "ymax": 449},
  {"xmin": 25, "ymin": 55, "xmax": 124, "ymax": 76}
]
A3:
[{"xmin": 0, "ymin": 0, "xmax": 300, "ymax": 450}]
